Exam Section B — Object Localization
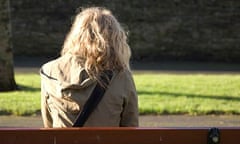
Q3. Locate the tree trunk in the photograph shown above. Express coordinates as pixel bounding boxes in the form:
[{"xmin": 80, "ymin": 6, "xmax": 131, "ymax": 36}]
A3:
[{"xmin": 0, "ymin": 0, "xmax": 17, "ymax": 91}]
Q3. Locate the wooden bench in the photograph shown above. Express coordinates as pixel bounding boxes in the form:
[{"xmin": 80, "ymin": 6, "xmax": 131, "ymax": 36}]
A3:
[{"xmin": 0, "ymin": 127, "xmax": 239, "ymax": 144}]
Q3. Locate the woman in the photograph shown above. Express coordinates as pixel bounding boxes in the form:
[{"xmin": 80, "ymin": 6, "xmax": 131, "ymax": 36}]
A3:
[{"xmin": 40, "ymin": 7, "xmax": 139, "ymax": 127}]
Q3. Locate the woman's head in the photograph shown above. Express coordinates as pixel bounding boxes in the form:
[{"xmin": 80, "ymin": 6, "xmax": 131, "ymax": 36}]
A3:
[{"xmin": 62, "ymin": 7, "xmax": 131, "ymax": 76}]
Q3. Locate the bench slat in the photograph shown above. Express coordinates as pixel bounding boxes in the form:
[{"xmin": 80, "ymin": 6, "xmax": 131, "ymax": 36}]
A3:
[{"xmin": 0, "ymin": 127, "xmax": 239, "ymax": 144}]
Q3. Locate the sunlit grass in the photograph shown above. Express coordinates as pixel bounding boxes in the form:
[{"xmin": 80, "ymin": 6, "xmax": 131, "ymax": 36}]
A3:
[
  {"xmin": 134, "ymin": 74, "xmax": 240, "ymax": 115},
  {"xmin": 0, "ymin": 74, "xmax": 40, "ymax": 115},
  {"xmin": 0, "ymin": 73, "xmax": 240, "ymax": 116}
]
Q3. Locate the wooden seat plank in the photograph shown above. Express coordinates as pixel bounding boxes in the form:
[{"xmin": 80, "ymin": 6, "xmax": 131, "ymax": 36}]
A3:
[{"xmin": 0, "ymin": 127, "xmax": 239, "ymax": 144}]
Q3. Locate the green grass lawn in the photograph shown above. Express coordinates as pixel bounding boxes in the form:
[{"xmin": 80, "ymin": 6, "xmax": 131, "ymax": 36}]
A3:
[
  {"xmin": 0, "ymin": 74, "xmax": 41, "ymax": 116},
  {"xmin": 0, "ymin": 73, "xmax": 240, "ymax": 116},
  {"xmin": 135, "ymin": 74, "xmax": 240, "ymax": 115}
]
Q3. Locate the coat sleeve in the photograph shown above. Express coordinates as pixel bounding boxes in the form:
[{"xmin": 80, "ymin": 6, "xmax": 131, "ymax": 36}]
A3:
[
  {"xmin": 120, "ymin": 74, "xmax": 139, "ymax": 127},
  {"xmin": 40, "ymin": 69, "xmax": 53, "ymax": 128}
]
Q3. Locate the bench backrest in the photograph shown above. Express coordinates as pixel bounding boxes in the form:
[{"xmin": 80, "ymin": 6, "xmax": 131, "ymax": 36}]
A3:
[{"xmin": 0, "ymin": 127, "xmax": 239, "ymax": 144}]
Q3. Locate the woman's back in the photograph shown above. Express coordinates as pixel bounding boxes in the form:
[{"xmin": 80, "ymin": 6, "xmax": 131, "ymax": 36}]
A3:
[{"xmin": 40, "ymin": 7, "xmax": 138, "ymax": 128}]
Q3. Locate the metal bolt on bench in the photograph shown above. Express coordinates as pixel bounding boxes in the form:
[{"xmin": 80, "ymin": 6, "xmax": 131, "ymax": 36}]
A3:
[{"xmin": 208, "ymin": 127, "xmax": 220, "ymax": 144}]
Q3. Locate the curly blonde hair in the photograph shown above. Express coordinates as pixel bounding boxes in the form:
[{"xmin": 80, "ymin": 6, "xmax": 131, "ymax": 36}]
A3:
[{"xmin": 61, "ymin": 7, "xmax": 131, "ymax": 85}]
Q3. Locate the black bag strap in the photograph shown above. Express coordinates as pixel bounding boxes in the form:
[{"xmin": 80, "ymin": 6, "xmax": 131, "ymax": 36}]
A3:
[{"xmin": 73, "ymin": 71, "xmax": 113, "ymax": 127}]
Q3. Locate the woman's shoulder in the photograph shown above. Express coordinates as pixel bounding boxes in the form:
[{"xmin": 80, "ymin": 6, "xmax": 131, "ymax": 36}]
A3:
[
  {"xmin": 114, "ymin": 68, "xmax": 134, "ymax": 83},
  {"xmin": 111, "ymin": 68, "xmax": 136, "ymax": 94},
  {"xmin": 41, "ymin": 54, "xmax": 85, "ymax": 80},
  {"xmin": 41, "ymin": 57, "xmax": 60, "ymax": 72},
  {"xmin": 119, "ymin": 68, "xmax": 133, "ymax": 77},
  {"xmin": 41, "ymin": 55, "xmax": 70, "ymax": 75}
]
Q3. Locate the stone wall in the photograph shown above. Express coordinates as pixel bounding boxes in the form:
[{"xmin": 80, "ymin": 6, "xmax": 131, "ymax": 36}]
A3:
[{"xmin": 7, "ymin": 0, "xmax": 240, "ymax": 62}]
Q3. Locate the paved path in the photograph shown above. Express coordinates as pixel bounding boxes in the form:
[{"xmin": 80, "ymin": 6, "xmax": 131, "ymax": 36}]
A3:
[
  {"xmin": 14, "ymin": 56, "xmax": 240, "ymax": 74},
  {"xmin": 1, "ymin": 115, "xmax": 240, "ymax": 128}
]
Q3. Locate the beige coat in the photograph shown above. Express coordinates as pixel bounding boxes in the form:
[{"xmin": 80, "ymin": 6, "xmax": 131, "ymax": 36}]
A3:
[{"xmin": 40, "ymin": 54, "xmax": 139, "ymax": 127}]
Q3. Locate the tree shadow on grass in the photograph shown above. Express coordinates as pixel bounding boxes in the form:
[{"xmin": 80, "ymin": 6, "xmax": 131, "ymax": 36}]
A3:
[
  {"xmin": 0, "ymin": 110, "xmax": 12, "ymax": 115},
  {"xmin": 16, "ymin": 84, "xmax": 40, "ymax": 92},
  {"xmin": 138, "ymin": 90, "xmax": 240, "ymax": 101}
]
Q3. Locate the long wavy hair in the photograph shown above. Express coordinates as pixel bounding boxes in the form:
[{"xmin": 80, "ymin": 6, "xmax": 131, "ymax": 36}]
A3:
[{"xmin": 61, "ymin": 7, "xmax": 131, "ymax": 86}]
